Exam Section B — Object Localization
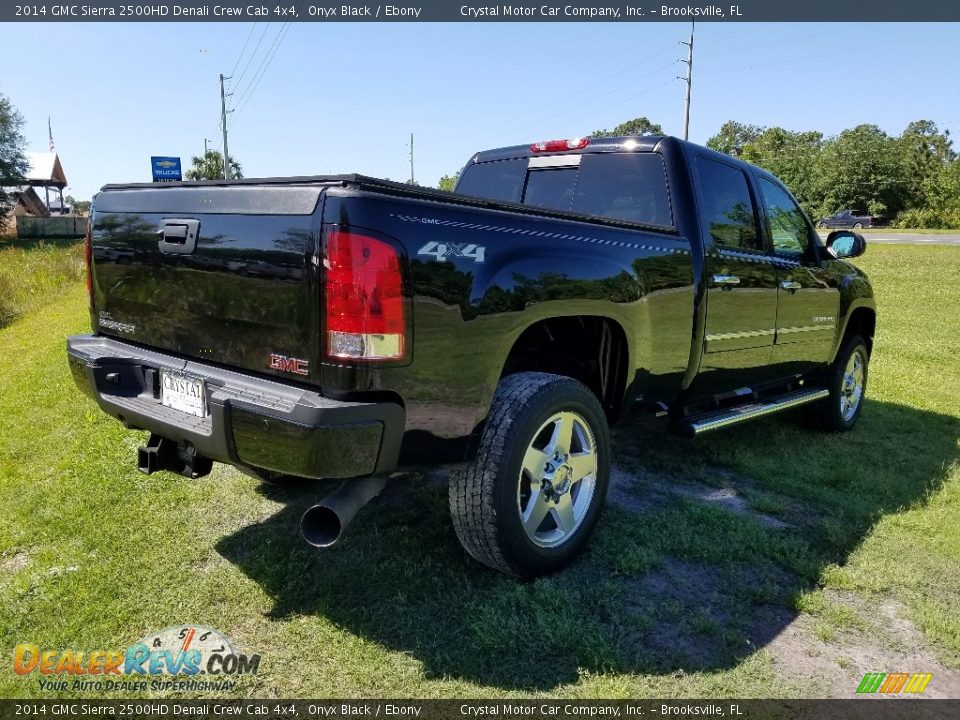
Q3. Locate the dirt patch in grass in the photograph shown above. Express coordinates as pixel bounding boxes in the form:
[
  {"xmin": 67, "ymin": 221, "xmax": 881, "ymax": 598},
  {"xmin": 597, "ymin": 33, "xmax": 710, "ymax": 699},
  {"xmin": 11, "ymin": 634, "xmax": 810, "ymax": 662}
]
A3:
[
  {"xmin": 603, "ymin": 460, "xmax": 960, "ymax": 696},
  {"xmin": 766, "ymin": 594, "xmax": 960, "ymax": 698},
  {"xmin": 621, "ymin": 558, "xmax": 798, "ymax": 672},
  {"xmin": 607, "ymin": 461, "xmax": 792, "ymax": 530},
  {"xmin": 0, "ymin": 551, "xmax": 30, "ymax": 574}
]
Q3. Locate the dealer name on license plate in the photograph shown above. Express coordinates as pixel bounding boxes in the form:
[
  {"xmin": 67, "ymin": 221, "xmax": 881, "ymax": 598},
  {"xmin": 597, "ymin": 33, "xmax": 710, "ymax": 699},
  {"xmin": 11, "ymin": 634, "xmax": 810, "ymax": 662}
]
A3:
[{"xmin": 160, "ymin": 371, "xmax": 207, "ymax": 418}]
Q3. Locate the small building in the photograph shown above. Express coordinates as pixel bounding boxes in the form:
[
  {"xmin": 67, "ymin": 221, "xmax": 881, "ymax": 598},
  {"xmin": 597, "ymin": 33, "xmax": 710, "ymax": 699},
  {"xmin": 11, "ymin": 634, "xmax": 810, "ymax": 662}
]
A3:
[
  {"xmin": 0, "ymin": 185, "xmax": 48, "ymax": 236},
  {"xmin": 3, "ymin": 152, "xmax": 83, "ymax": 238},
  {"xmin": 25, "ymin": 152, "xmax": 68, "ymax": 211}
]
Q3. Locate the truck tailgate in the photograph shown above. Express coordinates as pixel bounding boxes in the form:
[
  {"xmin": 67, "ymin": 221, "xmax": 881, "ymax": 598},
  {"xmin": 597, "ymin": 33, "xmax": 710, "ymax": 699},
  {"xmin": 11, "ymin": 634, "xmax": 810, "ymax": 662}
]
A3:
[{"xmin": 90, "ymin": 183, "xmax": 324, "ymax": 384}]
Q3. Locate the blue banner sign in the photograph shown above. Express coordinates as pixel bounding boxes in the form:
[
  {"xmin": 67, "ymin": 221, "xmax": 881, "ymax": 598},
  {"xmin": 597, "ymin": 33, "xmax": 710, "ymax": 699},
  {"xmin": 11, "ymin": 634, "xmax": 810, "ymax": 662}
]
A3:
[{"xmin": 151, "ymin": 156, "xmax": 182, "ymax": 182}]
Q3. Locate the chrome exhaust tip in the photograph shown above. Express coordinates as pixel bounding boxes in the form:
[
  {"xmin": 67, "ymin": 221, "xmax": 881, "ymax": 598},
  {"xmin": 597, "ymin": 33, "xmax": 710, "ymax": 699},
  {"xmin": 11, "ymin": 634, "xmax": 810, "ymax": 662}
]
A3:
[{"xmin": 300, "ymin": 476, "xmax": 387, "ymax": 548}]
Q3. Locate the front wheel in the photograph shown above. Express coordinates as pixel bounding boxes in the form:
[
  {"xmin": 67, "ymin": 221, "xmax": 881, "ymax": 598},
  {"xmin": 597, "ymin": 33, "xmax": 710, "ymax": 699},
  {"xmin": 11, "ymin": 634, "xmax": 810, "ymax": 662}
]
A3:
[
  {"xmin": 449, "ymin": 372, "xmax": 610, "ymax": 578},
  {"xmin": 853, "ymin": 222, "xmax": 864, "ymax": 229},
  {"xmin": 811, "ymin": 335, "xmax": 869, "ymax": 432}
]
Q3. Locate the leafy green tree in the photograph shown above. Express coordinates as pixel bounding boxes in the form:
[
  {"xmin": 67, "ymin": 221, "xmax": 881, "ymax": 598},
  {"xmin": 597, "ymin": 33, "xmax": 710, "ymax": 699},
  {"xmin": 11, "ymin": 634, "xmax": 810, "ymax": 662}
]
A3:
[
  {"xmin": 899, "ymin": 120, "xmax": 953, "ymax": 209},
  {"xmin": 818, "ymin": 125, "xmax": 905, "ymax": 219},
  {"xmin": 739, "ymin": 127, "xmax": 825, "ymax": 220},
  {"xmin": 927, "ymin": 159, "xmax": 960, "ymax": 211},
  {"xmin": 64, "ymin": 195, "xmax": 91, "ymax": 216},
  {"xmin": 437, "ymin": 172, "xmax": 460, "ymax": 192},
  {"xmin": 0, "ymin": 93, "xmax": 29, "ymax": 223},
  {"xmin": 706, "ymin": 121, "xmax": 764, "ymax": 156},
  {"xmin": 590, "ymin": 116, "xmax": 663, "ymax": 138},
  {"xmin": 896, "ymin": 156, "xmax": 960, "ymax": 228},
  {"xmin": 185, "ymin": 150, "xmax": 243, "ymax": 180}
]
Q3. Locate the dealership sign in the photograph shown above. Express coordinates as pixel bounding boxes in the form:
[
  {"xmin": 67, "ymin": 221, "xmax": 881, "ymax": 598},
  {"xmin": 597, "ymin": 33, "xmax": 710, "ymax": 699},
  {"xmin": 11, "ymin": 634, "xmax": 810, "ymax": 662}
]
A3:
[{"xmin": 151, "ymin": 156, "xmax": 182, "ymax": 182}]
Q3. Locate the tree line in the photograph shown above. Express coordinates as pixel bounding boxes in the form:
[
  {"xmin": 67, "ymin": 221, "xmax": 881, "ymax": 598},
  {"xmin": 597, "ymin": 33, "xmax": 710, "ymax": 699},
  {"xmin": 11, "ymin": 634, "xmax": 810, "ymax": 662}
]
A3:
[
  {"xmin": 436, "ymin": 116, "xmax": 960, "ymax": 229},
  {"xmin": 3, "ymin": 86, "xmax": 956, "ymax": 230},
  {"xmin": 706, "ymin": 119, "xmax": 958, "ymax": 228}
]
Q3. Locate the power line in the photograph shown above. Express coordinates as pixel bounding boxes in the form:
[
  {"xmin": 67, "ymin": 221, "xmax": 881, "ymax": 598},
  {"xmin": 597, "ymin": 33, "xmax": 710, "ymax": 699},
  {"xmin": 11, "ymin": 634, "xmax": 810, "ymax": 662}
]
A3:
[
  {"xmin": 468, "ymin": 43, "xmax": 679, "ymax": 140},
  {"xmin": 524, "ymin": 59, "xmax": 679, "ymax": 131},
  {"xmin": 228, "ymin": 22, "xmax": 258, "ymax": 79},
  {"xmin": 696, "ymin": 26, "xmax": 848, "ymax": 61},
  {"xmin": 231, "ymin": 23, "xmax": 271, "ymax": 93},
  {"xmin": 698, "ymin": 30, "xmax": 925, "ymax": 79},
  {"xmin": 234, "ymin": 23, "xmax": 292, "ymax": 114}
]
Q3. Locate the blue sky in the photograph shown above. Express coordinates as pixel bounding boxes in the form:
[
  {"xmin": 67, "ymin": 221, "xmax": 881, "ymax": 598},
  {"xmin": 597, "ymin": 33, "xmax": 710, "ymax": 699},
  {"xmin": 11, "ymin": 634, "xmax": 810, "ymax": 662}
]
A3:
[{"xmin": 4, "ymin": 21, "xmax": 959, "ymax": 200}]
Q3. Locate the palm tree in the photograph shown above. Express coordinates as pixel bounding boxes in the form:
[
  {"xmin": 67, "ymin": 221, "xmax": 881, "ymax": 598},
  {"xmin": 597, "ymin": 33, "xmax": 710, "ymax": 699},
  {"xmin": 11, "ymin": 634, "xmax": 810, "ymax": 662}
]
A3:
[{"xmin": 185, "ymin": 150, "xmax": 243, "ymax": 180}]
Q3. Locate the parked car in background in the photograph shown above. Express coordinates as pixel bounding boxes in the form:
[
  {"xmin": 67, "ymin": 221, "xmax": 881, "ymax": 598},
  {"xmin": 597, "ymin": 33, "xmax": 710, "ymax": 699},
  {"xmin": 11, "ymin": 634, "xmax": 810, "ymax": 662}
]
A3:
[{"xmin": 817, "ymin": 209, "xmax": 875, "ymax": 229}]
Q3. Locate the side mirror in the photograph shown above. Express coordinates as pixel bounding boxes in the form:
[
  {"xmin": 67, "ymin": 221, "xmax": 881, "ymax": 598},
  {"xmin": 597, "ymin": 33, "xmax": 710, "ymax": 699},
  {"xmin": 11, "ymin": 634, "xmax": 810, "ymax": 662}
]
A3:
[{"xmin": 826, "ymin": 230, "xmax": 866, "ymax": 259}]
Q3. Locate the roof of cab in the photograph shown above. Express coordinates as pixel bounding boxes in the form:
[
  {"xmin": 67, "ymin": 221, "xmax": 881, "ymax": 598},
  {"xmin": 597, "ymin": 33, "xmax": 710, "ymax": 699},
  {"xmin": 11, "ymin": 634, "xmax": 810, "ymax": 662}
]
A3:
[{"xmin": 470, "ymin": 135, "xmax": 668, "ymax": 164}]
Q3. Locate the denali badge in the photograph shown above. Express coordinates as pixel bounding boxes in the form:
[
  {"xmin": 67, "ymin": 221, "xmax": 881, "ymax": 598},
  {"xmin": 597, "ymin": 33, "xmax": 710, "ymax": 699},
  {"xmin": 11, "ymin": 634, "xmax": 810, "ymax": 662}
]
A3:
[
  {"xmin": 269, "ymin": 353, "xmax": 309, "ymax": 376},
  {"xmin": 97, "ymin": 311, "xmax": 135, "ymax": 335}
]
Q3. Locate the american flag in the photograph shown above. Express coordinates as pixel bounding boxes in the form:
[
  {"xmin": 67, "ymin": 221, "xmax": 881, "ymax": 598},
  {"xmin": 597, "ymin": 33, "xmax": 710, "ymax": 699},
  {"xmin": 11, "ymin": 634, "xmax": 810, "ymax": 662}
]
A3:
[{"xmin": 48, "ymin": 116, "xmax": 55, "ymax": 153}]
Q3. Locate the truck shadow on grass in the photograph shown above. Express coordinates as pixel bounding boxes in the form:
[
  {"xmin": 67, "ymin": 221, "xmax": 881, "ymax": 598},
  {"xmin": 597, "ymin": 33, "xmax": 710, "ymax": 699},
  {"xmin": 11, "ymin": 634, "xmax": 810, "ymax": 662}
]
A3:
[{"xmin": 215, "ymin": 398, "xmax": 959, "ymax": 690}]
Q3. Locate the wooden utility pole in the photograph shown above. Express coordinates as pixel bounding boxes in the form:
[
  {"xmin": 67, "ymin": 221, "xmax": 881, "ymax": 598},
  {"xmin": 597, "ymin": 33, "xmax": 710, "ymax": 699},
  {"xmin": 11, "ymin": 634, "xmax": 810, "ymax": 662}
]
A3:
[
  {"xmin": 220, "ymin": 74, "xmax": 233, "ymax": 179},
  {"xmin": 409, "ymin": 133, "xmax": 415, "ymax": 184},
  {"xmin": 679, "ymin": 22, "xmax": 695, "ymax": 141}
]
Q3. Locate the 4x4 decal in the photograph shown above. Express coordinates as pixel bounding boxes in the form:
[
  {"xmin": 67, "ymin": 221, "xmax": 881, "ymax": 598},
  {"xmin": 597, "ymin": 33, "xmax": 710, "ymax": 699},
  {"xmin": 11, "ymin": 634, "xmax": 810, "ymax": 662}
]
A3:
[{"xmin": 418, "ymin": 241, "xmax": 485, "ymax": 263}]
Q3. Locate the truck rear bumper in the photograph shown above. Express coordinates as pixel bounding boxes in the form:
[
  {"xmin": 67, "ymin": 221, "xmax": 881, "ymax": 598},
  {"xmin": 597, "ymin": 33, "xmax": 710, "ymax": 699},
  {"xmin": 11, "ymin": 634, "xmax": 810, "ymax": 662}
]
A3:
[{"xmin": 66, "ymin": 334, "xmax": 404, "ymax": 479}]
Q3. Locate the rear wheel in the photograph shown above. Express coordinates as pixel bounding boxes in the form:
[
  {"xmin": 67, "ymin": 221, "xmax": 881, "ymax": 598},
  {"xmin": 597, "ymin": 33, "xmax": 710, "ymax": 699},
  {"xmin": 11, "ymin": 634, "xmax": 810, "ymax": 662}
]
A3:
[
  {"xmin": 449, "ymin": 372, "xmax": 610, "ymax": 578},
  {"xmin": 811, "ymin": 335, "xmax": 869, "ymax": 432},
  {"xmin": 853, "ymin": 222, "xmax": 864, "ymax": 229}
]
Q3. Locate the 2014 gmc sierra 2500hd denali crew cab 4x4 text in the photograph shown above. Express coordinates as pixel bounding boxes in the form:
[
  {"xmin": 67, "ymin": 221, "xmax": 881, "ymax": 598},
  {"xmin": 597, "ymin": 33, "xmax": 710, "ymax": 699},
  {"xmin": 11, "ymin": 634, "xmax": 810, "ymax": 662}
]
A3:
[{"xmin": 68, "ymin": 135, "xmax": 875, "ymax": 577}]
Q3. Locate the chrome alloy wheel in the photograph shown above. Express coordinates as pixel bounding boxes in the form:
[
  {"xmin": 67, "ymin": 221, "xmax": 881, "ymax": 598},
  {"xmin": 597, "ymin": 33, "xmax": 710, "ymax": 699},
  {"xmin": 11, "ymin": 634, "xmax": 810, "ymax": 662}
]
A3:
[
  {"xmin": 517, "ymin": 411, "xmax": 598, "ymax": 548},
  {"xmin": 840, "ymin": 348, "xmax": 866, "ymax": 422}
]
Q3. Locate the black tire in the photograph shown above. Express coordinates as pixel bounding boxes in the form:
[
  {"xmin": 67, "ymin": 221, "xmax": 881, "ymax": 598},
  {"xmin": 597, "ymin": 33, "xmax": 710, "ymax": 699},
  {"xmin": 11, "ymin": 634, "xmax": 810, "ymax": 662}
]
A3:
[
  {"xmin": 811, "ymin": 334, "xmax": 869, "ymax": 432},
  {"xmin": 817, "ymin": 221, "xmax": 828, "ymax": 229},
  {"xmin": 449, "ymin": 372, "xmax": 610, "ymax": 578}
]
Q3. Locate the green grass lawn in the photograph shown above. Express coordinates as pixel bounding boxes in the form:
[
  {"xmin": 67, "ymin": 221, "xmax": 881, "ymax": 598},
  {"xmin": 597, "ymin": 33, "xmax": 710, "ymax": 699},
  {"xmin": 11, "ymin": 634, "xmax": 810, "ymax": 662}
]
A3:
[
  {"xmin": 0, "ymin": 243, "xmax": 958, "ymax": 699},
  {"xmin": 0, "ymin": 239, "xmax": 84, "ymax": 327}
]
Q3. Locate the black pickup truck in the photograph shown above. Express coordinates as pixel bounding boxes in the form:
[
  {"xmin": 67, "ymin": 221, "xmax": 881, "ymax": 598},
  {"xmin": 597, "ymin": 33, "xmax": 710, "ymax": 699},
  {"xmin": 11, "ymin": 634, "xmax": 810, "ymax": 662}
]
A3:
[{"xmin": 68, "ymin": 136, "xmax": 875, "ymax": 578}]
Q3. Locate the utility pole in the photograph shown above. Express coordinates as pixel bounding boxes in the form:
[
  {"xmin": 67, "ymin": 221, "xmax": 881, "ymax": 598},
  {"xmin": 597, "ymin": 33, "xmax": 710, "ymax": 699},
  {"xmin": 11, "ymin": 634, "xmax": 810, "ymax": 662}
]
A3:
[
  {"xmin": 678, "ymin": 21, "xmax": 695, "ymax": 141},
  {"xmin": 408, "ymin": 132, "xmax": 415, "ymax": 184},
  {"xmin": 219, "ymin": 73, "xmax": 233, "ymax": 180},
  {"xmin": 204, "ymin": 138, "xmax": 211, "ymax": 154}
]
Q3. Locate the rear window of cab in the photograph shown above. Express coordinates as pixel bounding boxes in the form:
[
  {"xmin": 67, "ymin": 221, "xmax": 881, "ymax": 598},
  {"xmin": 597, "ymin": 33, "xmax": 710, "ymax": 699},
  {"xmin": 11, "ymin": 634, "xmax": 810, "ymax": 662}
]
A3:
[{"xmin": 455, "ymin": 152, "xmax": 674, "ymax": 228}]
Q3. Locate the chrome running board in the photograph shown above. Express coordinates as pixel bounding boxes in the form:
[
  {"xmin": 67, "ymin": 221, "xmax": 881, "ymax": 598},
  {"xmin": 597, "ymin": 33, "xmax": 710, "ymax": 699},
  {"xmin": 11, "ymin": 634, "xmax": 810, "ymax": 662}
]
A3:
[{"xmin": 678, "ymin": 388, "xmax": 829, "ymax": 437}]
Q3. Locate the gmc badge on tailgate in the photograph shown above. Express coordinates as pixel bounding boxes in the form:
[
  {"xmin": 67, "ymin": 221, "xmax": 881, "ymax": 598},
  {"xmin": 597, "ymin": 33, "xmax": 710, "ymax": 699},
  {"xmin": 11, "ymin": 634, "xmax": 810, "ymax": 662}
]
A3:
[{"xmin": 269, "ymin": 353, "xmax": 310, "ymax": 376}]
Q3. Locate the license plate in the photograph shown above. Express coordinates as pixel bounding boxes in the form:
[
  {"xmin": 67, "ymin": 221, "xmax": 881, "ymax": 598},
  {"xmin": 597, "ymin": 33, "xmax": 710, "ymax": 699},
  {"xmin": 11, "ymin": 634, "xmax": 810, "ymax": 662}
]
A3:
[{"xmin": 160, "ymin": 371, "xmax": 207, "ymax": 418}]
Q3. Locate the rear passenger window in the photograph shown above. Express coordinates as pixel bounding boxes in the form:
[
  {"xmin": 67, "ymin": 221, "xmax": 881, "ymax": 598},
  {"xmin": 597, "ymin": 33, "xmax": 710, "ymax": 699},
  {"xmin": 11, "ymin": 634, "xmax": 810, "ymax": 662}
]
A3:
[
  {"xmin": 523, "ymin": 168, "xmax": 578, "ymax": 212},
  {"xmin": 455, "ymin": 158, "xmax": 526, "ymax": 203},
  {"xmin": 573, "ymin": 153, "xmax": 673, "ymax": 227},
  {"xmin": 696, "ymin": 158, "xmax": 761, "ymax": 251}
]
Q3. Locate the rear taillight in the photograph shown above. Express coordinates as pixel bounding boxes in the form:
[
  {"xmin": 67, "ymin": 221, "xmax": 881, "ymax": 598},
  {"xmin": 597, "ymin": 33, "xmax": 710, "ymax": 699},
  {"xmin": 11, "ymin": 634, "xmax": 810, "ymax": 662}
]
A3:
[
  {"xmin": 84, "ymin": 218, "xmax": 94, "ymax": 309},
  {"xmin": 324, "ymin": 227, "xmax": 405, "ymax": 361},
  {"xmin": 530, "ymin": 137, "xmax": 589, "ymax": 153}
]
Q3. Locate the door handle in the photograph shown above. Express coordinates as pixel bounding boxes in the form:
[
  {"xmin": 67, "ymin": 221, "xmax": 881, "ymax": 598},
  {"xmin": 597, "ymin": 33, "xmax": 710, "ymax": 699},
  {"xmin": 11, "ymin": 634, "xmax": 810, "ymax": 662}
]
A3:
[
  {"xmin": 157, "ymin": 218, "xmax": 200, "ymax": 255},
  {"xmin": 711, "ymin": 274, "xmax": 740, "ymax": 287},
  {"xmin": 780, "ymin": 280, "xmax": 802, "ymax": 291}
]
